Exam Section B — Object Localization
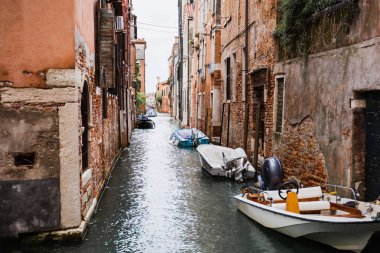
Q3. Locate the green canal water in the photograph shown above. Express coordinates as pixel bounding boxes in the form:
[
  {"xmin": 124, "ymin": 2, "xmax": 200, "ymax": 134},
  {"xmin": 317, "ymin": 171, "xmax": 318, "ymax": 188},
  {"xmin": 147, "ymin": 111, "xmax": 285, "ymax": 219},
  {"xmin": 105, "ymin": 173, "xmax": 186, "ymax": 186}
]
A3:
[{"xmin": 1, "ymin": 114, "xmax": 378, "ymax": 253}]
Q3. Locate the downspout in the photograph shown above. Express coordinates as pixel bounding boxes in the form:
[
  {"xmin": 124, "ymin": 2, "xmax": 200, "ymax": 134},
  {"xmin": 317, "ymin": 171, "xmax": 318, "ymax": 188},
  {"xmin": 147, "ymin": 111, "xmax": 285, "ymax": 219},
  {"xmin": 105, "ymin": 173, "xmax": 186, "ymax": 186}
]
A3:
[
  {"xmin": 243, "ymin": 0, "xmax": 249, "ymax": 152},
  {"xmin": 195, "ymin": 52, "xmax": 199, "ymax": 129},
  {"xmin": 227, "ymin": 103, "xmax": 230, "ymax": 147},
  {"xmin": 219, "ymin": 103, "xmax": 225, "ymax": 145},
  {"xmin": 125, "ymin": 7, "xmax": 130, "ymax": 144},
  {"xmin": 187, "ymin": 17, "xmax": 191, "ymax": 126},
  {"xmin": 178, "ymin": 0, "xmax": 183, "ymax": 121}
]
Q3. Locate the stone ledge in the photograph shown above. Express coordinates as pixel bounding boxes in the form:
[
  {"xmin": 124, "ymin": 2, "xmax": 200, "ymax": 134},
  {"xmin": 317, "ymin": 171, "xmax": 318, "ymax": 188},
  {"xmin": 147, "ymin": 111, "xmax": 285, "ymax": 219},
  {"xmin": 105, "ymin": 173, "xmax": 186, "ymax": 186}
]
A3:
[
  {"xmin": 20, "ymin": 198, "xmax": 97, "ymax": 244},
  {"xmin": 46, "ymin": 69, "xmax": 81, "ymax": 88},
  {"xmin": 81, "ymin": 169, "xmax": 92, "ymax": 187},
  {"xmin": 0, "ymin": 87, "xmax": 79, "ymax": 104}
]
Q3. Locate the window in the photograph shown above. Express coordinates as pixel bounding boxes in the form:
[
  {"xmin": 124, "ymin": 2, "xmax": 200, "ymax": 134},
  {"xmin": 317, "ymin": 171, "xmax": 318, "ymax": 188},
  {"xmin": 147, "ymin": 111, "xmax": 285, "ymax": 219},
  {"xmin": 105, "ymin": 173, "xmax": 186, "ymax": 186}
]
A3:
[
  {"xmin": 184, "ymin": 90, "xmax": 187, "ymax": 112},
  {"xmin": 232, "ymin": 52, "xmax": 237, "ymax": 101},
  {"xmin": 275, "ymin": 77, "xmax": 285, "ymax": 133},
  {"xmin": 225, "ymin": 57, "xmax": 231, "ymax": 100},
  {"xmin": 198, "ymin": 93, "xmax": 202, "ymax": 118},
  {"xmin": 211, "ymin": 33, "xmax": 215, "ymax": 67},
  {"xmin": 213, "ymin": 0, "xmax": 221, "ymax": 25},
  {"xmin": 14, "ymin": 153, "xmax": 35, "ymax": 167},
  {"xmin": 242, "ymin": 47, "xmax": 246, "ymax": 101},
  {"xmin": 223, "ymin": 0, "xmax": 232, "ymax": 19}
]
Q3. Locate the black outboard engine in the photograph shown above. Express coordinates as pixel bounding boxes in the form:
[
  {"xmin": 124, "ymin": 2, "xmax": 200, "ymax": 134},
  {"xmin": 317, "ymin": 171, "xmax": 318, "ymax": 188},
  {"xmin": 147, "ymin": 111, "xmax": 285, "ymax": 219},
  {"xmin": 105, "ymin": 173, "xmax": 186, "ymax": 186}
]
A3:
[{"xmin": 261, "ymin": 157, "xmax": 283, "ymax": 190}]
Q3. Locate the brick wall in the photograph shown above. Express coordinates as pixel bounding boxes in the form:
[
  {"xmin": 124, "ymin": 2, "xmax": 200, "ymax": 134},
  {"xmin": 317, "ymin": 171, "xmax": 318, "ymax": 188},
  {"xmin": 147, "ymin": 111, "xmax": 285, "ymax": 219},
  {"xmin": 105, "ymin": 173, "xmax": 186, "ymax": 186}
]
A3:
[
  {"xmin": 76, "ymin": 31, "xmax": 121, "ymax": 219},
  {"xmin": 274, "ymin": 117, "xmax": 328, "ymax": 186},
  {"xmin": 220, "ymin": 0, "xmax": 277, "ymax": 162}
]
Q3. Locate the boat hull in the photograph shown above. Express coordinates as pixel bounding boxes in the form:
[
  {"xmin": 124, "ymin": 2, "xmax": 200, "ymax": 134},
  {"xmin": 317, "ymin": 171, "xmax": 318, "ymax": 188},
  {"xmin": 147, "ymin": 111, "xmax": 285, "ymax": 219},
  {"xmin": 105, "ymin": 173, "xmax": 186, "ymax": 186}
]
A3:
[
  {"xmin": 171, "ymin": 129, "xmax": 210, "ymax": 147},
  {"xmin": 198, "ymin": 151, "xmax": 227, "ymax": 177},
  {"xmin": 137, "ymin": 120, "xmax": 155, "ymax": 129},
  {"xmin": 234, "ymin": 195, "xmax": 380, "ymax": 252},
  {"xmin": 196, "ymin": 145, "xmax": 255, "ymax": 179}
]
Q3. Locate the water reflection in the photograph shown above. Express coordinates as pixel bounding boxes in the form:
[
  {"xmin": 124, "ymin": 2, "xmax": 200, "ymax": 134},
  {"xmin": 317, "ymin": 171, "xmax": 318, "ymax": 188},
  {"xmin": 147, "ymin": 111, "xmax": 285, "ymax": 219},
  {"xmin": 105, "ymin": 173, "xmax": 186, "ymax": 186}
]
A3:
[{"xmin": 2, "ymin": 114, "xmax": 377, "ymax": 253}]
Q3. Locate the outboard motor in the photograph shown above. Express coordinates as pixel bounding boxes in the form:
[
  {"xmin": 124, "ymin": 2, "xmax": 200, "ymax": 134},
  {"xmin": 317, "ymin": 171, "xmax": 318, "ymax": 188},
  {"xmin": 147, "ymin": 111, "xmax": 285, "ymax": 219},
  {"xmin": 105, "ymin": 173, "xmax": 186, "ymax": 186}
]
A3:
[
  {"xmin": 261, "ymin": 157, "xmax": 283, "ymax": 190},
  {"xmin": 221, "ymin": 149, "xmax": 255, "ymax": 181}
]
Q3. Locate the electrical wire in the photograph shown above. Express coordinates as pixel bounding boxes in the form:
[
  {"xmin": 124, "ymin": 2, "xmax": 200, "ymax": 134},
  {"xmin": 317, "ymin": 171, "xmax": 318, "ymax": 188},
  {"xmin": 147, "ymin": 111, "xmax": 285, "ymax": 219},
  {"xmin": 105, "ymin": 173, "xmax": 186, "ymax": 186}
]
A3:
[
  {"xmin": 138, "ymin": 27, "xmax": 178, "ymax": 34},
  {"xmin": 137, "ymin": 21, "xmax": 177, "ymax": 29}
]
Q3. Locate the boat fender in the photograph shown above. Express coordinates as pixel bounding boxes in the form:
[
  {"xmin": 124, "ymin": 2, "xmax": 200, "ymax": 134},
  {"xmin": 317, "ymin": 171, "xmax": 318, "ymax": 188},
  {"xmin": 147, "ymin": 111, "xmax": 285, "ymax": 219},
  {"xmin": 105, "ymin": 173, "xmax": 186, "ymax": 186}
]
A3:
[{"xmin": 285, "ymin": 191, "xmax": 300, "ymax": 214}]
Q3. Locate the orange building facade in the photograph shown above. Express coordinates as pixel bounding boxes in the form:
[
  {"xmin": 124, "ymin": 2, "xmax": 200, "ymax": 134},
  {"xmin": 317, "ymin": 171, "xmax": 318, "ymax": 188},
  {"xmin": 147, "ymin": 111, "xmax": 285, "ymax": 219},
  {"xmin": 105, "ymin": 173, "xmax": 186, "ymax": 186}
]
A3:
[
  {"xmin": 0, "ymin": 0, "xmax": 135, "ymax": 238},
  {"xmin": 156, "ymin": 80, "xmax": 170, "ymax": 113}
]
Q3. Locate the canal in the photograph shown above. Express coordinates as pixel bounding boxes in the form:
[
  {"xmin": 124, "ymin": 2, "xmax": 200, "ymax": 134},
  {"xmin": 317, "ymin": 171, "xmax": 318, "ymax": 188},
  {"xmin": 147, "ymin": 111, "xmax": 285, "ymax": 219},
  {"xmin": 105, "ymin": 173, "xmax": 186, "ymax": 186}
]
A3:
[{"xmin": 2, "ymin": 114, "xmax": 378, "ymax": 253}]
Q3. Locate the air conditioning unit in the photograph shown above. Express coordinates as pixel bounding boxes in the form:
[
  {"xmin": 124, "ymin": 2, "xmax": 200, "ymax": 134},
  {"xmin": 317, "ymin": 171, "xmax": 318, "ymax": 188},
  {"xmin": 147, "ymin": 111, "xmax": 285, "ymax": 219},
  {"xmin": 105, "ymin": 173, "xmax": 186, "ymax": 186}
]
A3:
[{"xmin": 115, "ymin": 16, "xmax": 124, "ymax": 32}]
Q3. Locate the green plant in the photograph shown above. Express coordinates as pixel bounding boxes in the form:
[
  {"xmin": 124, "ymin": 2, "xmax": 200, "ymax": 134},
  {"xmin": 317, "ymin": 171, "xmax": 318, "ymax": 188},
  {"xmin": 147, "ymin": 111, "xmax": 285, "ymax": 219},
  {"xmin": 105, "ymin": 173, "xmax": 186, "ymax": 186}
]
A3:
[
  {"xmin": 276, "ymin": 0, "xmax": 359, "ymax": 57},
  {"xmin": 136, "ymin": 92, "xmax": 146, "ymax": 113},
  {"xmin": 156, "ymin": 94, "xmax": 162, "ymax": 103},
  {"xmin": 133, "ymin": 62, "xmax": 141, "ymax": 92}
]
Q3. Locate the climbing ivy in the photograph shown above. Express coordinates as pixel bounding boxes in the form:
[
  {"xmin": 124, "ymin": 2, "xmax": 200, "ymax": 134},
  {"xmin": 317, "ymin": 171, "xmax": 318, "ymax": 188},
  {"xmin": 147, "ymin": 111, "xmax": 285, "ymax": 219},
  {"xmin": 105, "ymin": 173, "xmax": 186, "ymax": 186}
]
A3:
[
  {"xmin": 276, "ymin": 0, "xmax": 359, "ymax": 58},
  {"xmin": 136, "ymin": 92, "xmax": 146, "ymax": 114},
  {"xmin": 133, "ymin": 62, "xmax": 142, "ymax": 92}
]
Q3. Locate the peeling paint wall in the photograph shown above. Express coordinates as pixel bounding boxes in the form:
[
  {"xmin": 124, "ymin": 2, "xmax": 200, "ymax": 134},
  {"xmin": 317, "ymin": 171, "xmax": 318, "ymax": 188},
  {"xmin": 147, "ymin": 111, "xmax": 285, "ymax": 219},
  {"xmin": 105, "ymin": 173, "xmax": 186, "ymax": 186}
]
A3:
[
  {"xmin": 0, "ymin": 0, "xmax": 75, "ymax": 87},
  {"xmin": 0, "ymin": 0, "xmax": 132, "ymax": 237},
  {"xmin": 274, "ymin": 36, "xmax": 380, "ymax": 193}
]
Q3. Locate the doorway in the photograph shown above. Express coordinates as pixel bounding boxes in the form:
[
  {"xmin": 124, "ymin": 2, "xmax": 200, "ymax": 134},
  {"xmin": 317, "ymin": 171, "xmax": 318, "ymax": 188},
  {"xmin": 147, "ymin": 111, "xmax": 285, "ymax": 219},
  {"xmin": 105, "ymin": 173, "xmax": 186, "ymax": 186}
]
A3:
[
  {"xmin": 81, "ymin": 81, "xmax": 90, "ymax": 172},
  {"xmin": 252, "ymin": 70, "xmax": 266, "ymax": 162},
  {"xmin": 365, "ymin": 91, "xmax": 380, "ymax": 201}
]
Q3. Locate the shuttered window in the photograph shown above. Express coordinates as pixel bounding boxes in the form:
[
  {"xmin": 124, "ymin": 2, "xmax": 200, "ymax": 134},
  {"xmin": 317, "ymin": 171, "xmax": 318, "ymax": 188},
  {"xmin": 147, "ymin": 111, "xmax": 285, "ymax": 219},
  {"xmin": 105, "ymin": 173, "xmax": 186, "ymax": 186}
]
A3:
[{"xmin": 275, "ymin": 78, "xmax": 285, "ymax": 133}]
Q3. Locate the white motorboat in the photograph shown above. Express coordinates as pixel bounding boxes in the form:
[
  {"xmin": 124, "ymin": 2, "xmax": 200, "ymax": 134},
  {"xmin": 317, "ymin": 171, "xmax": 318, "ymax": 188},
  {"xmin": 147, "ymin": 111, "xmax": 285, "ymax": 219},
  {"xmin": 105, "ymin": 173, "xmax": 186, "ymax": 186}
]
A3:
[
  {"xmin": 196, "ymin": 144, "xmax": 255, "ymax": 181},
  {"xmin": 234, "ymin": 183, "xmax": 380, "ymax": 252}
]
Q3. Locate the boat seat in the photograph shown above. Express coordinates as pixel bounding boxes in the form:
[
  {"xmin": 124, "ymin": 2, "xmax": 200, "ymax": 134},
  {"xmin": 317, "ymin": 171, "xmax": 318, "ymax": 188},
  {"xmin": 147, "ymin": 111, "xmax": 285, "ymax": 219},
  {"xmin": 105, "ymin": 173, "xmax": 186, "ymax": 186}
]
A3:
[
  {"xmin": 271, "ymin": 201, "xmax": 331, "ymax": 212},
  {"xmin": 263, "ymin": 186, "xmax": 323, "ymax": 202}
]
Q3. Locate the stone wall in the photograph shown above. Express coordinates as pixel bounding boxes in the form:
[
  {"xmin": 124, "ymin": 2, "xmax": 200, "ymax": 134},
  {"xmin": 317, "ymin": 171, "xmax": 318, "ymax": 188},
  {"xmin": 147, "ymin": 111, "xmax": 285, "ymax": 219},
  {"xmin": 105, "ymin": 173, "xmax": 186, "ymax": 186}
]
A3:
[{"xmin": 0, "ymin": 104, "xmax": 61, "ymax": 236}]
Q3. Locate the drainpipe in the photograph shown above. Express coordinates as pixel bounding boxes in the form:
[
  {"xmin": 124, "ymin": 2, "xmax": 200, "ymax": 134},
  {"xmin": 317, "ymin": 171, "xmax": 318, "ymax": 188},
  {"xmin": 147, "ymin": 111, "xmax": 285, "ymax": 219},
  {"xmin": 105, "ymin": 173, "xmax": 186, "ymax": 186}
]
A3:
[
  {"xmin": 243, "ymin": 0, "xmax": 249, "ymax": 152},
  {"xmin": 219, "ymin": 103, "xmax": 225, "ymax": 145},
  {"xmin": 196, "ymin": 53, "xmax": 199, "ymax": 129},
  {"xmin": 187, "ymin": 17, "xmax": 191, "ymax": 126},
  {"xmin": 178, "ymin": 0, "xmax": 183, "ymax": 121},
  {"xmin": 227, "ymin": 103, "xmax": 231, "ymax": 147}
]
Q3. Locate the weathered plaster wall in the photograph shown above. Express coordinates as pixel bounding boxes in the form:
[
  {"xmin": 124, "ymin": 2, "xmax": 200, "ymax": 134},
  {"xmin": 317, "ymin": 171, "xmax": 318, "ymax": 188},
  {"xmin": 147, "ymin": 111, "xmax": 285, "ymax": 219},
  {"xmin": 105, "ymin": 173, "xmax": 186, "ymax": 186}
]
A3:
[
  {"xmin": 0, "ymin": 106, "xmax": 60, "ymax": 180},
  {"xmin": 309, "ymin": 0, "xmax": 380, "ymax": 55},
  {"xmin": 0, "ymin": 69, "xmax": 82, "ymax": 234},
  {"xmin": 274, "ymin": 36, "xmax": 380, "ymax": 188},
  {"xmin": 0, "ymin": 104, "xmax": 62, "ymax": 235},
  {"xmin": 0, "ymin": 0, "xmax": 75, "ymax": 87}
]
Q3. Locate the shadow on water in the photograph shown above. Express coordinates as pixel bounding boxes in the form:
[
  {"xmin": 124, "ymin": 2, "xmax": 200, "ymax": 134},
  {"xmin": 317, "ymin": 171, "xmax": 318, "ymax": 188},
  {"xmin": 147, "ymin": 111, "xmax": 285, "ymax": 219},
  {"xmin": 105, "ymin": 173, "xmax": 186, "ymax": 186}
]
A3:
[{"xmin": 1, "ymin": 114, "xmax": 379, "ymax": 253}]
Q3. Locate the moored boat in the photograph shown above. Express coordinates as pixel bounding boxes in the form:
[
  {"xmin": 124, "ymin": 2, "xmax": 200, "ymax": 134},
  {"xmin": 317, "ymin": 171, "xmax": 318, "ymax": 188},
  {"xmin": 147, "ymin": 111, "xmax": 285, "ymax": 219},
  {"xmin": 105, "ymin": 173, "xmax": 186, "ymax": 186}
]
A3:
[
  {"xmin": 146, "ymin": 108, "xmax": 157, "ymax": 117},
  {"xmin": 170, "ymin": 128, "xmax": 209, "ymax": 147},
  {"xmin": 136, "ymin": 115, "xmax": 155, "ymax": 129},
  {"xmin": 196, "ymin": 144, "xmax": 255, "ymax": 181},
  {"xmin": 235, "ymin": 183, "xmax": 380, "ymax": 252}
]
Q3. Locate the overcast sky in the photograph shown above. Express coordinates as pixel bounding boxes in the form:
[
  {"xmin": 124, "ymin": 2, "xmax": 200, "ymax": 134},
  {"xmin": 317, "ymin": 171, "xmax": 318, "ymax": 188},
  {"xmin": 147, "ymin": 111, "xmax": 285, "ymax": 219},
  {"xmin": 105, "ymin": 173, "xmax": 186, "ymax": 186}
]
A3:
[{"xmin": 132, "ymin": 0, "xmax": 178, "ymax": 93}]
